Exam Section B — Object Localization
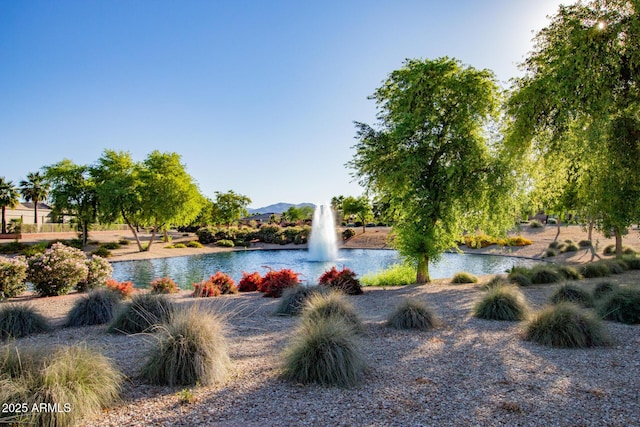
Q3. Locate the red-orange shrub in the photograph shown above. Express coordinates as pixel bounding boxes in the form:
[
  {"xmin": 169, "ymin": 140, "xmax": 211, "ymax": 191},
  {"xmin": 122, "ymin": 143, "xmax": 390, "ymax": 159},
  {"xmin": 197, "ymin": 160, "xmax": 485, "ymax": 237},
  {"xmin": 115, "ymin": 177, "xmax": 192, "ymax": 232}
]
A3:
[
  {"xmin": 193, "ymin": 271, "xmax": 237, "ymax": 297},
  {"xmin": 106, "ymin": 278, "xmax": 135, "ymax": 298},
  {"xmin": 261, "ymin": 268, "xmax": 300, "ymax": 298},
  {"xmin": 318, "ymin": 266, "xmax": 363, "ymax": 295},
  {"xmin": 149, "ymin": 277, "xmax": 179, "ymax": 294},
  {"xmin": 239, "ymin": 271, "xmax": 263, "ymax": 292}
]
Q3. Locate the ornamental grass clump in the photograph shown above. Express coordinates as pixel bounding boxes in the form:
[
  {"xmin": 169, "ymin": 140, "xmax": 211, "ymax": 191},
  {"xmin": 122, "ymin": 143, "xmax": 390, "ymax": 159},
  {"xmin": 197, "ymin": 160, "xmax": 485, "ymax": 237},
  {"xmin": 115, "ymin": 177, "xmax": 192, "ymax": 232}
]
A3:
[
  {"xmin": 524, "ymin": 302, "xmax": 611, "ymax": 348},
  {"xmin": 301, "ymin": 291, "xmax": 363, "ymax": 333},
  {"xmin": 141, "ymin": 305, "xmax": 230, "ymax": 386},
  {"xmin": 554, "ymin": 265, "xmax": 582, "ymax": 281},
  {"xmin": 472, "ymin": 286, "xmax": 530, "ymax": 321},
  {"xmin": 281, "ymin": 316, "xmax": 366, "ymax": 387},
  {"xmin": 451, "ymin": 271, "xmax": 479, "ymax": 284},
  {"xmin": 275, "ymin": 285, "xmax": 323, "ymax": 316},
  {"xmin": 65, "ymin": 289, "xmax": 120, "ymax": 327},
  {"xmin": 27, "ymin": 242, "xmax": 89, "ymax": 296},
  {"xmin": 580, "ymin": 262, "xmax": 611, "ymax": 278},
  {"xmin": 0, "ymin": 256, "xmax": 28, "ymax": 299},
  {"xmin": 484, "ymin": 275, "xmax": 510, "ymax": 289},
  {"xmin": 621, "ymin": 255, "xmax": 640, "ymax": 270},
  {"xmin": 0, "ymin": 345, "xmax": 122, "ymax": 427},
  {"xmin": 318, "ymin": 266, "xmax": 363, "ymax": 295},
  {"xmin": 77, "ymin": 255, "xmax": 113, "ymax": 292},
  {"xmin": 549, "ymin": 284, "xmax": 595, "ymax": 308},
  {"xmin": 597, "ymin": 287, "xmax": 640, "ymax": 324},
  {"xmin": 387, "ymin": 298, "xmax": 439, "ymax": 330},
  {"xmin": 107, "ymin": 293, "xmax": 173, "ymax": 334},
  {"xmin": 0, "ymin": 304, "xmax": 50, "ymax": 340},
  {"xmin": 528, "ymin": 265, "xmax": 564, "ymax": 285},
  {"xmin": 592, "ymin": 281, "xmax": 619, "ymax": 300}
]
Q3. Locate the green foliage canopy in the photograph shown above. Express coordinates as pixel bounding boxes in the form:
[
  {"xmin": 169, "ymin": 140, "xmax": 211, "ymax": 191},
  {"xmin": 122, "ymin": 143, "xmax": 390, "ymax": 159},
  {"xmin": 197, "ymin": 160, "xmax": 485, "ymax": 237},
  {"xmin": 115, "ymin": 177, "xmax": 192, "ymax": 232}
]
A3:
[
  {"xmin": 0, "ymin": 177, "xmax": 20, "ymax": 234},
  {"xmin": 350, "ymin": 57, "xmax": 517, "ymax": 283},
  {"xmin": 19, "ymin": 171, "xmax": 49, "ymax": 226},
  {"xmin": 211, "ymin": 190, "xmax": 251, "ymax": 228}
]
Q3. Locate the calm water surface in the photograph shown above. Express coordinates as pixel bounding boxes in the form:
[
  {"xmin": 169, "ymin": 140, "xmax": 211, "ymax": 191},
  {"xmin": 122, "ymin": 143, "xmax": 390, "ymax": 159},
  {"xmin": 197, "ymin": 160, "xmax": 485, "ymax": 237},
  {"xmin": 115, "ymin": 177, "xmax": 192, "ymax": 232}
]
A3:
[{"xmin": 111, "ymin": 249, "xmax": 540, "ymax": 289}]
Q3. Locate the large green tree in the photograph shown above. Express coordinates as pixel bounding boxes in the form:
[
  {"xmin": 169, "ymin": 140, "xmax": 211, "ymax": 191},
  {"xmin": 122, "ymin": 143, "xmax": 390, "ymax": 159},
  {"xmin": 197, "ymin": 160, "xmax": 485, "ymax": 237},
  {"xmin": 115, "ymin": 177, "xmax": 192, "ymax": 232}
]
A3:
[
  {"xmin": 92, "ymin": 150, "xmax": 146, "ymax": 251},
  {"xmin": 137, "ymin": 151, "xmax": 204, "ymax": 250},
  {"xmin": 44, "ymin": 160, "xmax": 97, "ymax": 246},
  {"xmin": 0, "ymin": 177, "xmax": 20, "ymax": 234},
  {"xmin": 211, "ymin": 190, "xmax": 252, "ymax": 228},
  {"xmin": 507, "ymin": 0, "xmax": 640, "ymax": 256},
  {"xmin": 19, "ymin": 171, "xmax": 50, "ymax": 228},
  {"xmin": 350, "ymin": 57, "xmax": 517, "ymax": 283}
]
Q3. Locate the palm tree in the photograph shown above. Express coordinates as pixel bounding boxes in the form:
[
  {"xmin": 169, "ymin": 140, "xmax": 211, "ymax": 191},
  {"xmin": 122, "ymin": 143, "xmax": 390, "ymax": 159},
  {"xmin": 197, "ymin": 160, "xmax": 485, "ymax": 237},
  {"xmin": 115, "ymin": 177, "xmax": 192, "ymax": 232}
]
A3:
[
  {"xmin": 0, "ymin": 177, "xmax": 20, "ymax": 234},
  {"xmin": 20, "ymin": 171, "xmax": 50, "ymax": 228}
]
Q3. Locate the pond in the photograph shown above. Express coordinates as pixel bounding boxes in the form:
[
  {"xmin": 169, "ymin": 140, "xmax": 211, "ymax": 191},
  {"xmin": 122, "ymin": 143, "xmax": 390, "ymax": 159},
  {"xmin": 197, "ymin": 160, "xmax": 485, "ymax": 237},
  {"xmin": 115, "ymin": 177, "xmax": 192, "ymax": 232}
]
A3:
[{"xmin": 111, "ymin": 249, "xmax": 541, "ymax": 289}]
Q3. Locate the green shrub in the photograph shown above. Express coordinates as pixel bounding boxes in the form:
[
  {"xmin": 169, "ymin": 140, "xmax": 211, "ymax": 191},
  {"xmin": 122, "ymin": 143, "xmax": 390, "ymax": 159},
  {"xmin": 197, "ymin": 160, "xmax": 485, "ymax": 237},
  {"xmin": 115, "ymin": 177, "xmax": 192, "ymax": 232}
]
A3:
[
  {"xmin": 578, "ymin": 240, "xmax": 592, "ymax": 248},
  {"xmin": 318, "ymin": 266, "xmax": 363, "ymax": 295},
  {"xmin": 623, "ymin": 246, "xmax": 638, "ymax": 255},
  {"xmin": 172, "ymin": 243, "xmax": 187, "ymax": 249},
  {"xmin": 65, "ymin": 289, "xmax": 120, "ymax": 327},
  {"xmin": 274, "ymin": 285, "xmax": 323, "ymax": 316},
  {"xmin": 301, "ymin": 291, "xmax": 363, "ymax": 333},
  {"xmin": 597, "ymin": 288, "xmax": 640, "ymax": 324},
  {"xmin": 592, "ymin": 282, "xmax": 619, "ymax": 300},
  {"xmin": 554, "ymin": 265, "xmax": 582, "ymax": 281},
  {"xmin": 195, "ymin": 226, "xmax": 216, "ymax": 244},
  {"xmin": 27, "ymin": 242, "xmax": 89, "ymax": 296},
  {"xmin": 545, "ymin": 248, "xmax": 558, "ymax": 258},
  {"xmin": 548, "ymin": 241, "xmax": 561, "ymax": 250},
  {"xmin": 149, "ymin": 277, "xmax": 179, "ymax": 294},
  {"xmin": 107, "ymin": 293, "xmax": 174, "ymax": 334},
  {"xmin": 563, "ymin": 241, "xmax": 580, "ymax": 252},
  {"xmin": 78, "ymin": 255, "xmax": 113, "ymax": 292},
  {"xmin": 603, "ymin": 244, "xmax": 616, "ymax": 255},
  {"xmin": 528, "ymin": 220, "xmax": 544, "ymax": 228},
  {"xmin": 216, "ymin": 239, "xmax": 235, "ymax": 248},
  {"xmin": 387, "ymin": 299, "xmax": 439, "ymax": 330},
  {"xmin": 451, "ymin": 271, "xmax": 478, "ymax": 284},
  {"xmin": 484, "ymin": 275, "xmax": 510, "ymax": 289},
  {"xmin": 186, "ymin": 240, "xmax": 203, "ymax": 248},
  {"xmin": 549, "ymin": 284, "xmax": 595, "ymax": 308},
  {"xmin": 257, "ymin": 224, "xmax": 283, "ymax": 244},
  {"xmin": 529, "ymin": 265, "xmax": 563, "ymax": 284},
  {"xmin": 281, "ymin": 316, "xmax": 366, "ymax": 387},
  {"xmin": 91, "ymin": 246, "xmax": 112, "ymax": 258},
  {"xmin": 101, "ymin": 241, "xmax": 121, "ymax": 250},
  {"xmin": 0, "ymin": 304, "xmax": 50, "ymax": 340},
  {"xmin": 1, "ymin": 345, "xmax": 122, "ymax": 427},
  {"xmin": 472, "ymin": 286, "xmax": 529, "ymax": 321},
  {"xmin": 621, "ymin": 255, "xmax": 640, "ymax": 270},
  {"xmin": 118, "ymin": 238, "xmax": 130, "ymax": 245},
  {"xmin": 524, "ymin": 302, "xmax": 611, "ymax": 348},
  {"xmin": 0, "ymin": 241, "xmax": 29, "ymax": 254},
  {"xmin": 141, "ymin": 305, "xmax": 230, "ymax": 386},
  {"xmin": 603, "ymin": 259, "xmax": 628, "ymax": 274},
  {"xmin": 580, "ymin": 262, "xmax": 611, "ymax": 278},
  {"xmin": 342, "ymin": 229, "xmax": 356, "ymax": 240},
  {"xmin": 0, "ymin": 256, "xmax": 28, "ymax": 299},
  {"xmin": 508, "ymin": 272, "xmax": 532, "ymax": 287},
  {"xmin": 361, "ymin": 263, "xmax": 415, "ymax": 287},
  {"xmin": 19, "ymin": 242, "xmax": 47, "ymax": 257}
]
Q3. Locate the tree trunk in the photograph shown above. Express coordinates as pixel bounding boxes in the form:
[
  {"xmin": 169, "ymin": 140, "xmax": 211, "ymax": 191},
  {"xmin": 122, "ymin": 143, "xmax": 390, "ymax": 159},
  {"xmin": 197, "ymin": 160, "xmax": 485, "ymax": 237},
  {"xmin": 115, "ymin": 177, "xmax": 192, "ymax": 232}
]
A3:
[
  {"xmin": 34, "ymin": 200, "xmax": 39, "ymax": 227},
  {"xmin": 554, "ymin": 216, "xmax": 562, "ymax": 241},
  {"xmin": 1, "ymin": 207, "xmax": 6, "ymax": 234},
  {"xmin": 121, "ymin": 210, "xmax": 144, "ymax": 252},
  {"xmin": 416, "ymin": 254, "xmax": 430, "ymax": 284},
  {"xmin": 614, "ymin": 227, "xmax": 623, "ymax": 257},
  {"xmin": 80, "ymin": 220, "xmax": 89, "ymax": 247},
  {"xmin": 147, "ymin": 222, "xmax": 159, "ymax": 251},
  {"xmin": 587, "ymin": 219, "xmax": 594, "ymax": 242},
  {"xmin": 163, "ymin": 227, "xmax": 169, "ymax": 243}
]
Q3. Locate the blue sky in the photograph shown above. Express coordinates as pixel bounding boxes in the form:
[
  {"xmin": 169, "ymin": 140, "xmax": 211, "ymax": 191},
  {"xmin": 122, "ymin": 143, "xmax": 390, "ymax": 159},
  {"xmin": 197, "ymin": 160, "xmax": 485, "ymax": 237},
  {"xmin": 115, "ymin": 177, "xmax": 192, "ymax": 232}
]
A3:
[{"xmin": 0, "ymin": 0, "xmax": 568, "ymax": 209}]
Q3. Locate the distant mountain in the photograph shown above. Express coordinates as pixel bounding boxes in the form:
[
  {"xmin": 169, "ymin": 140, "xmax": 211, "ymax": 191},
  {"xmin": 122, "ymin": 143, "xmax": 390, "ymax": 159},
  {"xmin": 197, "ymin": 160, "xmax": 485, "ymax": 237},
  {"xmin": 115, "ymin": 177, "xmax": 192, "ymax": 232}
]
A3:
[{"xmin": 247, "ymin": 202, "xmax": 316, "ymax": 215}]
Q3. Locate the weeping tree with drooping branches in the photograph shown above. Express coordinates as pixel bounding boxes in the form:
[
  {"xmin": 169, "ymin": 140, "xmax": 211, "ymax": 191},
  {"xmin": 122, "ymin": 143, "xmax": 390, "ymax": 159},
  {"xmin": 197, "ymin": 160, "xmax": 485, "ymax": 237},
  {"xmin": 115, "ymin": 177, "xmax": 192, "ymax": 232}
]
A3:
[{"xmin": 350, "ymin": 57, "xmax": 519, "ymax": 283}]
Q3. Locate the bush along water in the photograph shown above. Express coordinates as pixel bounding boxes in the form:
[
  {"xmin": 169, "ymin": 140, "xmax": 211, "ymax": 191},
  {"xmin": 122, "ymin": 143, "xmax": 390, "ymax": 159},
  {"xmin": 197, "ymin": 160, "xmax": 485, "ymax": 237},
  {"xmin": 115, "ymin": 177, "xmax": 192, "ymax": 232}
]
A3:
[
  {"xmin": 472, "ymin": 286, "xmax": 530, "ymax": 321},
  {"xmin": 318, "ymin": 266, "xmax": 363, "ymax": 295},
  {"xmin": 78, "ymin": 255, "xmax": 113, "ymax": 292},
  {"xmin": 27, "ymin": 243, "xmax": 89, "ymax": 296},
  {"xmin": 260, "ymin": 268, "xmax": 301, "ymax": 297},
  {"xmin": 193, "ymin": 272, "xmax": 238, "ymax": 297},
  {"xmin": 150, "ymin": 277, "xmax": 180, "ymax": 294},
  {"xmin": 238, "ymin": 271, "xmax": 263, "ymax": 292}
]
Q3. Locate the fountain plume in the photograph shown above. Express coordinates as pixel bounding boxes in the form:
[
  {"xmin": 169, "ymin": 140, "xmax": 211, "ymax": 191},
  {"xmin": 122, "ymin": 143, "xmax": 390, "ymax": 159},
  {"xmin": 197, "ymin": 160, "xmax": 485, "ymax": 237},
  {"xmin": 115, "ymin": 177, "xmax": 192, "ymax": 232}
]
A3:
[{"xmin": 308, "ymin": 204, "xmax": 338, "ymax": 261}]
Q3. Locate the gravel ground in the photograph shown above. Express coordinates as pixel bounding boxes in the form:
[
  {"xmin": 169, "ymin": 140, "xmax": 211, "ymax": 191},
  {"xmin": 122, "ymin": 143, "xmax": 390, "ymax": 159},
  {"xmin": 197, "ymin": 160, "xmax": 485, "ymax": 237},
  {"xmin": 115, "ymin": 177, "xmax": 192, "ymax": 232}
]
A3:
[{"xmin": 6, "ymin": 272, "xmax": 640, "ymax": 427}]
